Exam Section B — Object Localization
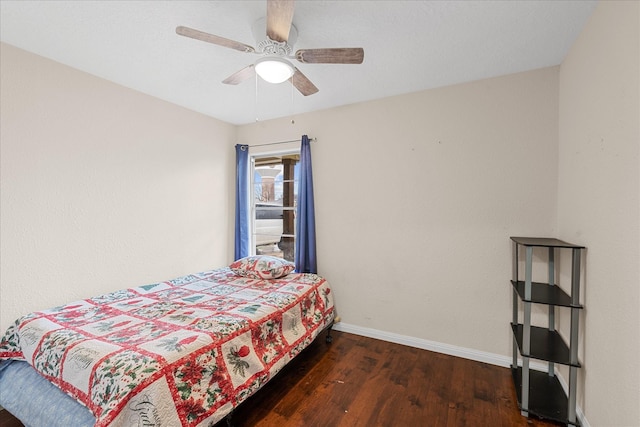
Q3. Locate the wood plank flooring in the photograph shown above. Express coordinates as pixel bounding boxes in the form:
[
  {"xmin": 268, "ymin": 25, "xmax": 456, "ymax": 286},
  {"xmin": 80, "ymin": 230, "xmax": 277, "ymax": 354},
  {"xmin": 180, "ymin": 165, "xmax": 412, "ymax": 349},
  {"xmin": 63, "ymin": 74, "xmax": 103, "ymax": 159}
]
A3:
[{"xmin": 0, "ymin": 330, "xmax": 564, "ymax": 427}]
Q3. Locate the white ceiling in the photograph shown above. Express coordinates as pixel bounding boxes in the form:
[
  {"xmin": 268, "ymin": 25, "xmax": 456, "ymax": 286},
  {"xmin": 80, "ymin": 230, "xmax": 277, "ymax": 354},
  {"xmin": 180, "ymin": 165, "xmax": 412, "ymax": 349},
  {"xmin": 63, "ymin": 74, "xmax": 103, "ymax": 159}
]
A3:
[{"xmin": 0, "ymin": 0, "xmax": 597, "ymax": 125}]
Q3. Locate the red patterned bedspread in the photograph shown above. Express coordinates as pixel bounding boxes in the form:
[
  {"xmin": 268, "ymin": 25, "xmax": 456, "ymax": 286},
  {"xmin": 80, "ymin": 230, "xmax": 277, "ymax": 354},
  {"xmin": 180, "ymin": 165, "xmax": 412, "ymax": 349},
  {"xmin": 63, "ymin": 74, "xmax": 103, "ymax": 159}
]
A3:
[{"xmin": 0, "ymin": 267, "xmax": 334, "ymax": 426}]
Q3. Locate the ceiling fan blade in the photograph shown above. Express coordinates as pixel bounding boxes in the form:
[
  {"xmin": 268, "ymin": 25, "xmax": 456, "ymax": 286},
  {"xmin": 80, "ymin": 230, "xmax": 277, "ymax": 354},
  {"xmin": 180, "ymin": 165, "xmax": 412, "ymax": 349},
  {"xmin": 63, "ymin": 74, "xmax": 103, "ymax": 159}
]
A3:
[
  {"xmin": 176, "ymin": 26, "xmax": 255, "ymax": 53},
  {"xmin": 222, "ymin": 65, "xmax": 256, "ymax": 85},
  {"xmin": 295, "ymin": 48, "xmax": 364, "ymax": 64},
  {"xmin": 267, "ymin": 0, "xmax": 295, "ymax": 43},
  {"xmin": 291, "ymin": 68, "xmax": 318, "ymax": 96}
]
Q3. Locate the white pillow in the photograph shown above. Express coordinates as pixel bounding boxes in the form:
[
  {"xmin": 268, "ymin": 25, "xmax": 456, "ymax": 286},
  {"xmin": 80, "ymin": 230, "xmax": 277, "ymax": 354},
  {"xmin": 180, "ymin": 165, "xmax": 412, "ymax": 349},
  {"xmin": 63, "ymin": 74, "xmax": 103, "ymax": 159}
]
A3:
[{"xmin": 229, "ymin": 256, "xmax": 295, "ymax": 279}]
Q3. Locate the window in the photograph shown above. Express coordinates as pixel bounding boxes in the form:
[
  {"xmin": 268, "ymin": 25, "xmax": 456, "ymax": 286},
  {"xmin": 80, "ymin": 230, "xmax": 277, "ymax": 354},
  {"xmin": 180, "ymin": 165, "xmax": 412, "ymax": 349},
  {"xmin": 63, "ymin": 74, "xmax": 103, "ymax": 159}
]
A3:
[{"xmin": 251, "ymin": 151, "xmax": 300, "ymax": 262}]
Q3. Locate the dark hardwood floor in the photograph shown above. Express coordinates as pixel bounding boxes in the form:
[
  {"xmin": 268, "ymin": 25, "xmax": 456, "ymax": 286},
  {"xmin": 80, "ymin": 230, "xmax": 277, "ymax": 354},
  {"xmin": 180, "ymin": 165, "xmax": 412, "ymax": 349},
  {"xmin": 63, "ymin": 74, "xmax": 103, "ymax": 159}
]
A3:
[{"xmin": 0, "ymin": 330, "xmax": 563, "ymax": 427}]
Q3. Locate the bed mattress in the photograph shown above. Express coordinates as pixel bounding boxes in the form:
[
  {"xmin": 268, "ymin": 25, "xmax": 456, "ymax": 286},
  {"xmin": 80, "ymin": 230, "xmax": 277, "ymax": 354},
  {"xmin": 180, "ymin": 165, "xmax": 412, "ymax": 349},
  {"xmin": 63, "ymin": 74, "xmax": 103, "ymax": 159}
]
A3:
[{"xmin": 0, "ymin": 265, "xmax": 334, "ymax": 426}]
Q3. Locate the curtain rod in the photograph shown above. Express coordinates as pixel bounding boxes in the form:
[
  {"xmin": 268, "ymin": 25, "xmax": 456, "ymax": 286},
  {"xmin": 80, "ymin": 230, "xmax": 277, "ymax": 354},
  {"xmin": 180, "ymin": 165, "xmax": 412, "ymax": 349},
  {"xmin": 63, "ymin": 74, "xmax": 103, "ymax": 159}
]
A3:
[{"xmin": 239, "ymin": 137, "xmax": 316, "ymax": 150}]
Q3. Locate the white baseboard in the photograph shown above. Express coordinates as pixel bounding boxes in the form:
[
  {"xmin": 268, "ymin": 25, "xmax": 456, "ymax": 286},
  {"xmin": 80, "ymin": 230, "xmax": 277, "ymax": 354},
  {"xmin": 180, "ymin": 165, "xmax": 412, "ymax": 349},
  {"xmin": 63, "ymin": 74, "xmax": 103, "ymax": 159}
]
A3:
[
  {"xmin": 332, "ymin": 322, "xmax": 524, "ymax": 368},
  {"xmin": 332, "ymin": 322, "xmax": 589, "ymax": 427}
]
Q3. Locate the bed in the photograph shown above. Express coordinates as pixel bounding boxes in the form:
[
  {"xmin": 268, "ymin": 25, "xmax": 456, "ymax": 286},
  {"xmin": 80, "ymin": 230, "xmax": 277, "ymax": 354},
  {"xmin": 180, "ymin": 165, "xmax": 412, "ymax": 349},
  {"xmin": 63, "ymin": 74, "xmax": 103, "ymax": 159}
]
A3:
[{"xmin": 0, "ymin": 256, "xmax": 335, "ymax": 427}]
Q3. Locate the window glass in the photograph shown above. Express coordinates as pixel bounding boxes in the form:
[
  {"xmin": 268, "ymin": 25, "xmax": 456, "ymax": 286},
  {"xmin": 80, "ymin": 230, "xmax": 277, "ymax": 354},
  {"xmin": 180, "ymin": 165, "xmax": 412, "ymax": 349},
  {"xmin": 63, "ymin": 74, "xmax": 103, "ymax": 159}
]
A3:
[{"xmin": 252, "ymin": 152, "xmax": 300, "ymax": 261}]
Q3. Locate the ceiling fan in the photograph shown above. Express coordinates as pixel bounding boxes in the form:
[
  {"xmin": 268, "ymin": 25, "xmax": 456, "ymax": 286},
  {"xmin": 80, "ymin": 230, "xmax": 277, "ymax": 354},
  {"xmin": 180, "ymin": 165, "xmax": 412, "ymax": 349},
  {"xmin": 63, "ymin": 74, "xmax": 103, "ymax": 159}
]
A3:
[{"xmin": 176, "ymin": 0, "xmax": 364, "ymax": 96}]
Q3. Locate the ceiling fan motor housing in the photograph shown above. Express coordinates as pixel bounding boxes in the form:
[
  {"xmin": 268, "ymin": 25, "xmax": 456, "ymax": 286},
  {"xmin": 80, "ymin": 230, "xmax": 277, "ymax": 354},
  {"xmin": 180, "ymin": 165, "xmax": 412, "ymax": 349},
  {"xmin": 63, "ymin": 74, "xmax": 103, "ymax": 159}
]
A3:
[
  {"xmin": 252, "ymin": 17, "xmax": 298, "ymax": 57},
  {"xmin": 257, "ymin": 39, "xmax": 292, "ymax": 56}
]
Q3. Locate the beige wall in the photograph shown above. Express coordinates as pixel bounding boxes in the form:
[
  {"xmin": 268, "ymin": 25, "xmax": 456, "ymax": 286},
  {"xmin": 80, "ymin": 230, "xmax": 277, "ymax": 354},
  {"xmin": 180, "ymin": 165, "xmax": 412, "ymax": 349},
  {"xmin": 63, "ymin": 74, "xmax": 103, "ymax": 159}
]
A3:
[
  {"xmin": 0, "ymin": 43, "xmax": 236, "ymax": 332},
  {"xmin": 237, "ymin": 66, "xmax": 560, "ymax": 356},
  {"xmin": 558, "ymin": 1, "xmax": 640, "ymax": 426}
]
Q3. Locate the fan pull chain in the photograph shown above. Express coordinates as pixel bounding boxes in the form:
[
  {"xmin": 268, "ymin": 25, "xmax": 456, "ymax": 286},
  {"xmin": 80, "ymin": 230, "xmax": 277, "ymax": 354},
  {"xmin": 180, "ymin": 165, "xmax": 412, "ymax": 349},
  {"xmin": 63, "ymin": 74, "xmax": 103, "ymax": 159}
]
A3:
[
  {"xmin": 255, "ymin": 72, "xmax": 259, "ymax": 122},
  {"xmin": 290, "ymin": 77, "xmax": 295, "ymax": 125}
]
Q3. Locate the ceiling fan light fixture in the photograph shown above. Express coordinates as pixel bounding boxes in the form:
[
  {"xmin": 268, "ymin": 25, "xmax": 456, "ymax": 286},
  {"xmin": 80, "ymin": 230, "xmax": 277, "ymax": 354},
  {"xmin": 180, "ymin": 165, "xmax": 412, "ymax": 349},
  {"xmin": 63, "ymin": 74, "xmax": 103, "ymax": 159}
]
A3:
[{"xmin": 255, "ymin": 57, "xmax": 294, "ymax": 84}]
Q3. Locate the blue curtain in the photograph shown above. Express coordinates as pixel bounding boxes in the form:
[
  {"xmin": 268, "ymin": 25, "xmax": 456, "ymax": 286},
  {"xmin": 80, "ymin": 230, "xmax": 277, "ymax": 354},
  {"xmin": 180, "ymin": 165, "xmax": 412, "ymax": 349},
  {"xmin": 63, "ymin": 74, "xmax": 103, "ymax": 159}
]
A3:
[
  {"xmin": 234, "ymin": 144, "xmax": 250, "ymax": 260},
  {"xmin": 295, "ymin": 135, "xmax": 317, "ymax": 273}
]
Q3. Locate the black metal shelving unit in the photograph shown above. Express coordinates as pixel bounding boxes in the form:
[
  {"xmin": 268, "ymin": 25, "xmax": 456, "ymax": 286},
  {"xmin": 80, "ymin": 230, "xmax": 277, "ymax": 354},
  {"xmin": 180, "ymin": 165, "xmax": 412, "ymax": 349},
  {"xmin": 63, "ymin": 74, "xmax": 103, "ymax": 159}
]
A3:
[{"xmin": 510, "ymin": 237, "xmax": 585, "ymax": 427}]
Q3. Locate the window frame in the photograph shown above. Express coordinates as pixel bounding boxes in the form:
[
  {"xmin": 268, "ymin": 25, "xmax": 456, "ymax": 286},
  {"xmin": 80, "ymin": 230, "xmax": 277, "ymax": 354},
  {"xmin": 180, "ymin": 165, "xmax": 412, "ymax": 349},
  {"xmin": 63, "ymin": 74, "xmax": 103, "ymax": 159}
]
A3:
[{"xmin": 249, "ymin": 148, "xmax": 300, "ymax": 260}]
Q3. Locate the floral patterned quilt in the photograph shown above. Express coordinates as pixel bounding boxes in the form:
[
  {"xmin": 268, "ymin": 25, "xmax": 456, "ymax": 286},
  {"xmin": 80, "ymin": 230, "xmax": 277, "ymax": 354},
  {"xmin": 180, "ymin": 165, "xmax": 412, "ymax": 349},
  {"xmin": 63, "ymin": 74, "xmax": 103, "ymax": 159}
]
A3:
[{"xmin": 0, "ymin": 267, "xmax": 334, "ymax": 426}]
